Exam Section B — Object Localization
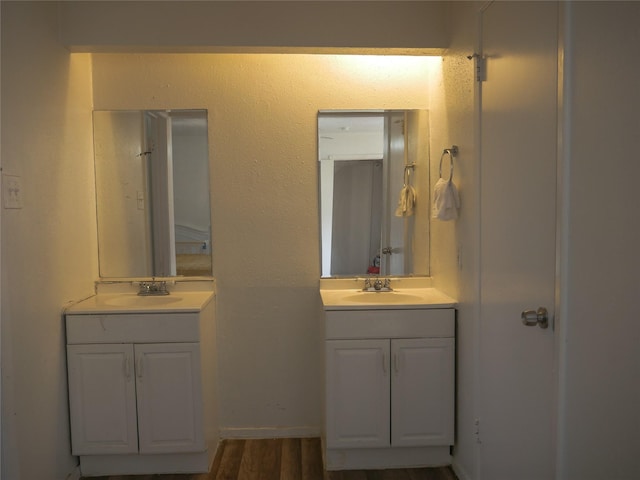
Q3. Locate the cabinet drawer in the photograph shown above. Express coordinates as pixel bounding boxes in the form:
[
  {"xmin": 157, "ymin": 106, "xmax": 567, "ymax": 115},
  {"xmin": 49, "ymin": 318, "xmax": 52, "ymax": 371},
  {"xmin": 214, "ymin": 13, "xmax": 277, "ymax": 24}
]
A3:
[
  {"xmin": 325, "ymin": 308, "xmax": 454, "ymax": 339},
  {"xmin": 66, "ymin": 313, "xmax": 201, "ymax": 344}
]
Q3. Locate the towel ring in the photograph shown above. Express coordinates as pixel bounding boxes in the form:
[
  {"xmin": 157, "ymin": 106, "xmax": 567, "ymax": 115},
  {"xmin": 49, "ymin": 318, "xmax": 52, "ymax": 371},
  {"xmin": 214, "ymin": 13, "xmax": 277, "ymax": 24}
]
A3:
[{"xmin": 439, "ymin": 150, "xmax": 455, "ymax": 182}]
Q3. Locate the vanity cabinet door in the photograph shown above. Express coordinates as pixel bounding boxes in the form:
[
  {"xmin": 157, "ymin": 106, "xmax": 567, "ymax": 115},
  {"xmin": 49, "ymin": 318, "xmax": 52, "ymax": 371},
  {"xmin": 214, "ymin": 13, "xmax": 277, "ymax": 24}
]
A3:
[
  {"xmin": 325, "ymin": 339, "xmax": 390, "ymax": 449},
  {"xmin": 67, "ymin": 344, "xmax": 138, "ymax": 455},
  {"xmin": 135, "ymin": 342, "xmax": 205, "ymax": 454},
  {"xmin": 391, "ymin": 338, "xmax": 455, "ymax": 447}
]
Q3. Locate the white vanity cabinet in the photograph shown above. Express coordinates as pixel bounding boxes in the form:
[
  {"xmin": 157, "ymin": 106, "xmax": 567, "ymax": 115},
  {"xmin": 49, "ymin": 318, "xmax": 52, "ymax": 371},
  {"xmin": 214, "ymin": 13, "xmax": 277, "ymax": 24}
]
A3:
[
  {"xmin": 323, "ymin": 307, "xmax": 455, "ymax": 470},
  {"xmin": 67, "ymin": 342, "xmax": 203, "ymax": 455},
  {"xmin": 66, "ymin": 343, "xmax": 139, "ymax": 455},
  {"xmin": 65, "ymin": 292, "xmax": 217, "ymax": 476},
  {"xmin": 390, "ymin": 337, "xmax": 454, "ymax": 447},
  {"xmin": 326, "ymin": 339, "xmax": 390, "ymax": 449},
  {"xmin": 134, "ymin": 342, "xmax": 204, "ymax": 454}
]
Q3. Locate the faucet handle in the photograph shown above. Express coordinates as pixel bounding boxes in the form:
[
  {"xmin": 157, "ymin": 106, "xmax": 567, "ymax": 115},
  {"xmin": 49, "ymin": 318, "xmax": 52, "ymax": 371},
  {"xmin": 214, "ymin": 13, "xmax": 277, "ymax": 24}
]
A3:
[{"xmin": 138, "ymin": 280, "xmax": 169, "ymax": 295}]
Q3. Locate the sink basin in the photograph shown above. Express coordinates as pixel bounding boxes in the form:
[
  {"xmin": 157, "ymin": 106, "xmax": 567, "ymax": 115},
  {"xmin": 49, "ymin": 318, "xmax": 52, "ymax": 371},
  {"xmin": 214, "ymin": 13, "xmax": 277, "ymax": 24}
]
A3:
[
  {"xmin": 65, "ymin": 291, "xmax": 215, "ymax": 314},
  {"xmin": 103, "ymin": 295, "xmax": 182, "ymax": 307},
  {"xmin": 341, "ymin": 292, "xmax": 426, "ymax": 304},
  {"xmin": 320, "ymin": 286, "xmax": 457, "ymax": 310}
]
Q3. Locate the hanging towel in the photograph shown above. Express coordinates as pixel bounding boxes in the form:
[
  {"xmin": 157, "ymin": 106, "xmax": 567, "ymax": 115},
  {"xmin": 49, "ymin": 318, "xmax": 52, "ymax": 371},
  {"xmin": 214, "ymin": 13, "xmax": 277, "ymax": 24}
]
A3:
[
  {"xmin": 432, "ymin": 178, "xmax": 460, "ymax": 221},
  {"xmin": 395, "ymin": 184, "xmax": 417, "ymax": 217}
]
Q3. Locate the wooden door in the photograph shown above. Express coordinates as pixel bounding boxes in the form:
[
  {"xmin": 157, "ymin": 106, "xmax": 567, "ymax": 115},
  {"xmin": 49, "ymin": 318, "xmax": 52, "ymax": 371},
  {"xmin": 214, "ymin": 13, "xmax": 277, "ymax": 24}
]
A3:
[
  {"xmin": 135, "ymin": 342, "xmax": 204, "ymax": 454},
  {"xmin": 478, "ymin": 2, "xmax": 558, "ymax": 478},
  {"xmin": 66, "ymin": 344, "xmax": 138, "ymax": 455},
  {"xmin": 391, "ymin": 338, "xmax": 454, "ymax": 447},
  {"xmin": 325, "ymin": 339, "xmax": 390, "ymax": 448}
]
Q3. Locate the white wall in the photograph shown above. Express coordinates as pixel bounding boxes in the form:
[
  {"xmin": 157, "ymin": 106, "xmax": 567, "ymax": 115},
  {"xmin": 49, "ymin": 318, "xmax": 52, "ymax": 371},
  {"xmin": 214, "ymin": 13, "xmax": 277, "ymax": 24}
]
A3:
[
  {"xmin": 1, "ymin": 2, "xmax": 98, "ymax": 479},
  {"xmin": 559, "ymin": 3, "xmax": 640, "ymax": 479},
  {"xmin": 93, "ymin": 111, "xmax": 150, "ymax": 277},
  {"xmin": 172, "ymin": 118, "xmax": 211, "ymax": 234},
  {"xmin": 406, "ymin": 109, "xmax": 431, "ymax": 277},
  {"xmin": 58, "ymin": 1, "xmax": 450, "ymax": 54},
  {"xmin": 91, "ymin": 53, "xmax": 432, "ymax": 436},
  {"xmin": 427, "ymin": 3, "xmax": 478, "ymax": 479}
]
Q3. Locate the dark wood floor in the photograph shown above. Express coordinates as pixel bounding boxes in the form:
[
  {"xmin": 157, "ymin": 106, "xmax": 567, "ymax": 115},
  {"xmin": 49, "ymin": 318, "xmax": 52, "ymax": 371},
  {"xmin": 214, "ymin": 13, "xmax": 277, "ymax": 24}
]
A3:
[{"xmin": 83, "ymin": 438, "xmax": 458, "ymax": 480}]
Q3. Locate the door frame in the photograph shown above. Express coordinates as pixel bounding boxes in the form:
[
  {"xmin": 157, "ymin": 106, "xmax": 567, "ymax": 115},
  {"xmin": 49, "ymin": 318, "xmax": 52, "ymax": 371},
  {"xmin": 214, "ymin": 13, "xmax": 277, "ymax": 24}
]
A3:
[{"xmin": 553, "ymin": 2, "xmax": 571, "ymax": 478}]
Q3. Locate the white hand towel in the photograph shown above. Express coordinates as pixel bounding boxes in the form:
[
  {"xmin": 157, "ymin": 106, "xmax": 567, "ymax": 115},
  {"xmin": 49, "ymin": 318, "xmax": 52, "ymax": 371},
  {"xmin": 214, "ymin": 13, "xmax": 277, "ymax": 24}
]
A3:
[
  {"xmin": 395, "ymin": 184, "xmax": 416, "ymax": 217},
  {"xmin": 432, "ymin": 178, "xmax": 460, "ymax": 221}
]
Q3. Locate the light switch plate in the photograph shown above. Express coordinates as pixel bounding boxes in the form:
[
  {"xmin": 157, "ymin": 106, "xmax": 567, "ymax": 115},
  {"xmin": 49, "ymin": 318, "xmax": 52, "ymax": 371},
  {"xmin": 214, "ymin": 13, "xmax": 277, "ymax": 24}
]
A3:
[{"xmin": 3, "ymin": 174, "xmax": 23, "ymax": 209}]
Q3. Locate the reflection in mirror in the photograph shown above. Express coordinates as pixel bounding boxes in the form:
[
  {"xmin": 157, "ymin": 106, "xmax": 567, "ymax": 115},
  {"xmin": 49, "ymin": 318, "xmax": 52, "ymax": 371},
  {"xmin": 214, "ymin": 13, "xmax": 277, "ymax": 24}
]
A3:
[
  {"xmin": 318, "ymin": 110, "xmax": 430, "ymax": 278},
  {"xmin": 93, "ymin": 110, "xmax": 212, "ymax": 278}
]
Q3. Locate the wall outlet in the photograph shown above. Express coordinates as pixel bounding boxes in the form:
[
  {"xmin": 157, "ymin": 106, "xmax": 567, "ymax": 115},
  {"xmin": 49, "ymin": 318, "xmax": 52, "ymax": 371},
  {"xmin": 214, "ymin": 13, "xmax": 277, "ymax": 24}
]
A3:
[{"xmin": 3, "ymin": 174, "xmax": 23, "ymax": 209}]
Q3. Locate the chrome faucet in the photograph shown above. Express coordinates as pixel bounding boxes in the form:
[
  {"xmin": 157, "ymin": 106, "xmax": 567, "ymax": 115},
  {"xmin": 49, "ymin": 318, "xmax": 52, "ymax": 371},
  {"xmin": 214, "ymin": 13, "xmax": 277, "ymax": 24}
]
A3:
[
  {"xmin": 364, "ymin": 277, "xmax": 371, "ymax": 290},
  {"xmin": 138, "ymin": 281, "xmax": 169, "ymax": 296},
  {"xmin": 363, "ymin": 277, "xmax": 393, "ymax": 292}
]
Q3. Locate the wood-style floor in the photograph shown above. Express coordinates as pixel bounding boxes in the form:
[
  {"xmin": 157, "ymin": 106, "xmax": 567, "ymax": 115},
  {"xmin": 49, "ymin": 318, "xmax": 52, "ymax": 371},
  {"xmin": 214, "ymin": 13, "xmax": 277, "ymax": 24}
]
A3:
[{"xmin": 82, "ymin": 438, "xmax": 458, "ymax": 480}]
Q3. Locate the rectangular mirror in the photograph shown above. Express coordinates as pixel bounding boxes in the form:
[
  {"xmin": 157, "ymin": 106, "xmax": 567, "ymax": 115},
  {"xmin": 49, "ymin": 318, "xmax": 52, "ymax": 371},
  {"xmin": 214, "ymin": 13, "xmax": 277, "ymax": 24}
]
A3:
[
  {"xmin": 318, "ymin": 110, "xmax": 430, "ymax": 278},
  {"xmin": 93, "ymin": 109, "xmax": 212, "ymax": 278}
]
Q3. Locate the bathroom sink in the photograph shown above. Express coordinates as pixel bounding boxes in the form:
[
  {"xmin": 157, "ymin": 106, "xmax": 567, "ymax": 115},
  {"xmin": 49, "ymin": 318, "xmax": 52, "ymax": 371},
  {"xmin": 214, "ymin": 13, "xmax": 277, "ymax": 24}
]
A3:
[
  {"xmin": 341, "ymin": 292, "xmax": 426, "ymax": 304},
  {"xmin": 64, "ymin": 291, "xmax": 215, "ymax": 314},
  {"xmin": 103, "ymin": 295, "xmax": 182, "ymax": 307},
  {"xmin": 320, "ymin": 286, "xmax": 457, "ymax": 310}
]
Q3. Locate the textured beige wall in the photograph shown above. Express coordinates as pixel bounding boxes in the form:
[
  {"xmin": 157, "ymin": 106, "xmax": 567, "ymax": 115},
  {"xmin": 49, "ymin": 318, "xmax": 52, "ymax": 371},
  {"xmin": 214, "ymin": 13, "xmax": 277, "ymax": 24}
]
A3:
[
  {"xmin": 426, "ymin": 3, "xmax": 478, "ymax": 479},
  {"xmin": 1, "ymin": 2, "xmax": 98, "ymax": 478},
  {"xmin": 92, "ymin": 53, "xmax": 433, "ymax": 434}
]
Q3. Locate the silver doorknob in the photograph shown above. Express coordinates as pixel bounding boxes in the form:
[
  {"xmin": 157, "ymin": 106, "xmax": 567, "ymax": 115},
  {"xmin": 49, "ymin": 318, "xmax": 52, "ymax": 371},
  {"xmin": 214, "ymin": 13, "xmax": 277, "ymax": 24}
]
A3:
[{"xmin": 521, "ymin": 307, "xmax": 549, "ymax": 329}]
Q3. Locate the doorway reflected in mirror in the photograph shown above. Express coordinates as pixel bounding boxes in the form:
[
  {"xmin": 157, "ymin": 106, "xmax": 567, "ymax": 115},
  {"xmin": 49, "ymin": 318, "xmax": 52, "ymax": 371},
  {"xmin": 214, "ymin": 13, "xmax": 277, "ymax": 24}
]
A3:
[
  {"xmin": 93, "ymin": 110, "xmax": 212, "ymax": 278},
  {"xmin": 318, "ymin": 110, "xmax": 430, "ymax": 278}
]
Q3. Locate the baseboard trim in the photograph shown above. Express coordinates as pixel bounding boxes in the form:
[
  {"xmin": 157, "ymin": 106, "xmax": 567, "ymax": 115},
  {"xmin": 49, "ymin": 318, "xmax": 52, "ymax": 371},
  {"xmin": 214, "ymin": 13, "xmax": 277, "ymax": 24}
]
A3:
[
  {"xmin": 325, "ymin": 446, "xmax": 451, "ymax": 471},
  {"xmin": 220, "ymin": 426, "xmax": 321, "ymax": 439},
  {"xmin": 65, "ymin": 465, "xmax": 81, "ymax": 480},
  {"xmin": 451, "ymin": 460, "xmax": 472, "ymax": 480},
  {"xmin": 77, "ymin": 440, "xmax": 217, "ymax": 476}
]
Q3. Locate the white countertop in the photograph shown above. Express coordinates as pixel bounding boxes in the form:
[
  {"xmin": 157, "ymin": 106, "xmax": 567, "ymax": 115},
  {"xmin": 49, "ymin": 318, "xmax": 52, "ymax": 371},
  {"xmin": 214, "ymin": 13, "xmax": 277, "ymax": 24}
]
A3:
[
  {"xmin": 320, "ymin": 287, "xmax": 457, "ymax": 311},
  {"xmin": 65, "ymin": 291, "xmax": 215, "ymax": 314}
]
